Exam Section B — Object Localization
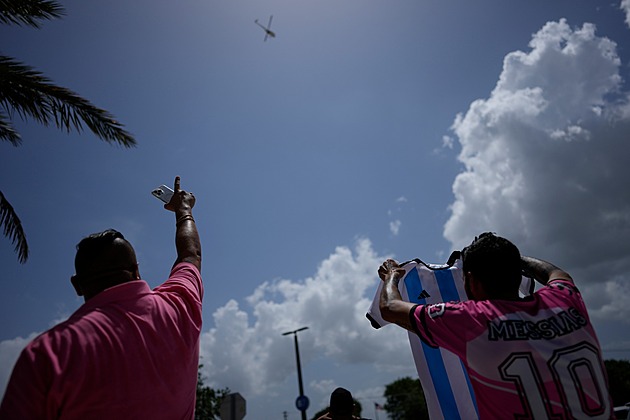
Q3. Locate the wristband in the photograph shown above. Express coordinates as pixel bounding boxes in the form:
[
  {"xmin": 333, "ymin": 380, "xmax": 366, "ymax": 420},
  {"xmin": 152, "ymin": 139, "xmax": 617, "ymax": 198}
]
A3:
[{"xmin": 176, "ymin": 214, "xmax": 195, "ymax": 226}]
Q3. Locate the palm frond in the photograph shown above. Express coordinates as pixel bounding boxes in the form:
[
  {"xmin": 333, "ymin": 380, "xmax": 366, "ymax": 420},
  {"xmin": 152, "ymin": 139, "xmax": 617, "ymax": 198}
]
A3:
[
  {"xmin": 0, "ymin": 0, "xmax": 64, "ymax": 28},
  {"xmin": 0, "ymin": 190, "xmax": 28, "ymax": 263},
  {"xmin": 0, "ymin": 56, "xmax": 136, "ymax": 147},
  {"xmin": 0, "ymin": 112, "xmax": 21, "ymax": 145}
]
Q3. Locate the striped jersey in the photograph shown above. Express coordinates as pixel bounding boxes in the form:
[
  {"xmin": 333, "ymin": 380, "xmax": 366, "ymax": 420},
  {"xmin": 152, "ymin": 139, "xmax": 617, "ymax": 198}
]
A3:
[
  {"xmin": 367, "ymin": 258, "xmax": 613, "ymax": 419},
  {"xmin": 367, "ymin": 258, "xmax": 480, "ymax": 419}
]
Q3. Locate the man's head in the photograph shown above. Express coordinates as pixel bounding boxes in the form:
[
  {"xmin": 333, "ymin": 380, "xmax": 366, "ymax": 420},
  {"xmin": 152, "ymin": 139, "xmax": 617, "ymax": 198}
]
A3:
[
  {"xmin": 461, "ymin": 232, "xmax": 521, "ymax": 300},
  {"xmin": 71, "ymin": 229, "xmax": 139, "ymax": 301},
  {"xmin": 329, "ymin": 387, "xmax": 354, "ymax": 419}
]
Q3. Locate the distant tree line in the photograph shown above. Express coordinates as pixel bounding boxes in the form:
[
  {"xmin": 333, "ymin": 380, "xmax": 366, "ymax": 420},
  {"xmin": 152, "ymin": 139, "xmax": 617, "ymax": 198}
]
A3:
[{"xmin": 195, "ymin": 365, "xmax": 230, "ymax": 420}]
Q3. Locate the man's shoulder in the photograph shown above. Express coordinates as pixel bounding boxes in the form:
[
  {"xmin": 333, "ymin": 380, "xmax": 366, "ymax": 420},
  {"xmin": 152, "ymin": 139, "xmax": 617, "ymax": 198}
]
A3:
[
  {"xmin": 157, "ymin": 262, "xmax": 203, "ymax": 300},
  {"xmin": 538, "ymin": 279, "xmax": 582, "ymax": 301},
  {"xmin": 17, "ymin": 318, "xmax": 78, "ymax": 358}
]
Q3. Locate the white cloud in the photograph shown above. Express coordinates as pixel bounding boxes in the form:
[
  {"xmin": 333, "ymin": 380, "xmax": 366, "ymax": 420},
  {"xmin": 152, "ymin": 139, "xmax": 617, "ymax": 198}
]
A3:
[
  {"xmin": 621, "ymin": 0, "xmax": 630, "ymax": 27},
  {"xmin": 442, "ymin": 135, "xmax": 455, "ymax": 149},
  {"xmin": 198, "ymin": 239, "xmax": 413, "ymax": 409},
  {"xmin": 389, "ymin": 220, "xmax": 402, "ymax": 236},
  {"xmin": 444, "ymin": 19, "xmax": 630, "ymax": 319}
]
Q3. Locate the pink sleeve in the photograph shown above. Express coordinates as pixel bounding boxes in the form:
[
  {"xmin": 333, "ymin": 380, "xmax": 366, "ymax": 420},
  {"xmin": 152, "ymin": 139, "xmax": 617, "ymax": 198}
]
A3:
[
  {"xmin": 0, "ymin": 343, "xmax": 51, "ymax": 419},
  {"xmin": 156, "ymin": 262, "xmax": 203, "ymax": 301},
  {"xmin": 154, "ymin": 262, "xmax": 203, "ymax": 329},
  {"xmin": 411, "ymin": 301, "xmax": 479, "ymax": 357}
]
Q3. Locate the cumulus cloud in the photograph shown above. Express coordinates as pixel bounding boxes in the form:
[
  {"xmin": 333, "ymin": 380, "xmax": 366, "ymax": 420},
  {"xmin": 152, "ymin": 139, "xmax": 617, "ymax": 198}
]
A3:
[
  {"xmin": 621, "ymin": 0, "xmax": 630, "ymax": 27},
  {"xmin": 444, "ymin": 19, "xmax": 630, "ymax": 319},
  {"xmin": 198, "ymin": 239, "xmax": 411, "ymax": 400}
]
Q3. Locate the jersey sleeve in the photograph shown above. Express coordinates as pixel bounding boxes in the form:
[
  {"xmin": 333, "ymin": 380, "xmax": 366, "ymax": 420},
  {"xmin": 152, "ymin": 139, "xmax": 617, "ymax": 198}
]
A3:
[
  {"xmin": 541, "ymin": 279, "xmax": 589, "ymax": 318},
  {"xmin": 409, "ymin": 301, "xmax": 481, "ymax": 357}
]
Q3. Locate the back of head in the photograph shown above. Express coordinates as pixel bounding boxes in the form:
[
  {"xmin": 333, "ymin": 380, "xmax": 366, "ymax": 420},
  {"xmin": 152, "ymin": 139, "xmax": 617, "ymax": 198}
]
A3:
[
  {"xmin": 330, "ymin": 387, "xmax": 354, "ymax": 419},
  {"xmin": 461, "ymin": 232, "xmax": 521, "ymax": 298},
  {"xmin": 73, "ymin": 229, "xmax": 138, "ymax": 298}
]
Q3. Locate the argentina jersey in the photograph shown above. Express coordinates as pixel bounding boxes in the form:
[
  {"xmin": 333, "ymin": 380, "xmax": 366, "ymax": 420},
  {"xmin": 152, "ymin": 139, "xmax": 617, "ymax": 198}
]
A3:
[{"xmin": 366, "ymin": 255, "xmax": 534, "ymax": 420}]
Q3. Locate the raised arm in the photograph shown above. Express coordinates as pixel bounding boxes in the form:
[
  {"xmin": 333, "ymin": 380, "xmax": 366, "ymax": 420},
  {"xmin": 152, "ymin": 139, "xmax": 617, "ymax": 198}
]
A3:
[
  {"xmin": 378, "ymin": 259, "xmax": 417, "ymax": 331},
  {"xmin": 164, "ymin": 176, "xmax": 201, "ymax": 271},
  {"xmin": 521, "ymin": 256, "xmax": 572, "ymax": 286}
]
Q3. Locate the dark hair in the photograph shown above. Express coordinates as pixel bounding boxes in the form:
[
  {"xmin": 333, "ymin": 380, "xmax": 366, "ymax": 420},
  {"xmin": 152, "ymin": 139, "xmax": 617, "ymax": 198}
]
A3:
[
  {"xmin": 461, "ymin": 232, "xmax": 521, "ymax": 297},
  {"xmin": 75, "ymin": 229, "xmax": 136, "ymax": 275},
  {"xmin": 330, "ymin": 387, "xmax": 353, "ymax": 416}
]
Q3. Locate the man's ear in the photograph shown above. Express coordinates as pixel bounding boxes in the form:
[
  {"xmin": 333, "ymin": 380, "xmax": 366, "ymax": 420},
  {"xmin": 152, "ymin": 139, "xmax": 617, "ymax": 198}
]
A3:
[
  {"xmin": 466, "ymin": 272, "xmax": 488, "ymax": 300},
  {"xmin": 133, "ymin": 264, "xmax": 140, "ymax": 280},
  {"xmin": 70, "ymin": 275, "xmax": 84, "ymax": 296}
]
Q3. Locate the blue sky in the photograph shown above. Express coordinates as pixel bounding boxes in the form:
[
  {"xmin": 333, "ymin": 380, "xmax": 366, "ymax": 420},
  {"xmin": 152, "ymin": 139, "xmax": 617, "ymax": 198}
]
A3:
[{"xmin": 2, "ymin": 0, "xmax": 630, "ymax": 418}]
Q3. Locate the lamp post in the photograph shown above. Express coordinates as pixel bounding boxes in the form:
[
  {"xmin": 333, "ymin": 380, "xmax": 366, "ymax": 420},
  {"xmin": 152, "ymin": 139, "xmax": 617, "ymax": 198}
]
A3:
[{"xmin": 282, "ymin": 326, "xmax": 309, "ymax": 420}]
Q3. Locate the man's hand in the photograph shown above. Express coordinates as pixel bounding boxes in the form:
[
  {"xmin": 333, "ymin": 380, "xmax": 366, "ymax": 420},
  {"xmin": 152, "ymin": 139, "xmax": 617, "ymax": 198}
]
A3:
[
  {"xmin": 166, "ymin": 176, "xmax": 201, "ymax": 270},
  {"xmin": 164, "ymin": 176, "xmax": 195, "ymax": 215},
  {"xmin": 378, "ymin": 259, "xmax": 406, "ymax": 283},
  {"xmin": 378, "ymin": 259, "xmax": 415, "ymax": 331}
]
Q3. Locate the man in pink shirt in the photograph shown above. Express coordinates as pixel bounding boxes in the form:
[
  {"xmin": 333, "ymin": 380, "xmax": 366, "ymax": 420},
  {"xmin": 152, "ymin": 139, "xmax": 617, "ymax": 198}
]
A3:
[
  {"xmin": 379, "ymin": 232, "xmax": 613, "ymax": 419},
  {"xmin": 0, "ymin": 176, "xmax": 203, "ymax": 419}
]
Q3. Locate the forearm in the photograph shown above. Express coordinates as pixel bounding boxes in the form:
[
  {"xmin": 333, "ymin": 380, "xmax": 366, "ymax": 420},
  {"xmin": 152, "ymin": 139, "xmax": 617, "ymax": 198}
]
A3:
[
  {"xmin": 521, "ymin": 256, "xmax": 572, "ymax": 285},
  {"xmin": 379, "ymin": 276, "xmax": 415, "ymax": 330},
  {"xmin": 174, "ymin": 209, "xmax": 201, "ymax": 270}
]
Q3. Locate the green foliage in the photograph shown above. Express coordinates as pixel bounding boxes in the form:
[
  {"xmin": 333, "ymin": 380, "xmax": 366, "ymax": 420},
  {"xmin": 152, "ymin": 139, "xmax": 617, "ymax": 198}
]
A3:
[
  {"xmin": 605, "ymin": 359, "xmax": 630, "ymax": 406},
  {"xmin": 195, "ymin": 365, "xmax": 230, "ymax": 420},
  {"xmin": 0, "ymin": 0, "xmax": 135, "ymax": 263},
  {"xmin": 383, "ymin": 377, "xmax": 428, "ymax": 420}
]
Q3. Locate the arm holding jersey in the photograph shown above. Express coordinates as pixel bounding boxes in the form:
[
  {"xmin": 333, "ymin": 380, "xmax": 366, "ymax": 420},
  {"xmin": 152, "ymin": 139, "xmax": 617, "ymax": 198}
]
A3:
[{"xmin": 378, "ymin": 259, "xmax": 417, "ymax": 331}]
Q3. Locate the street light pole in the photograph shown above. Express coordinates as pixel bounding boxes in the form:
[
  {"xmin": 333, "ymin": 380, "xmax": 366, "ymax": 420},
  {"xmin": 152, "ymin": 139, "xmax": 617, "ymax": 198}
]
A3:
[{"xmin": 282, "ymin": 326, "xmax": 309, "ymax": 420}]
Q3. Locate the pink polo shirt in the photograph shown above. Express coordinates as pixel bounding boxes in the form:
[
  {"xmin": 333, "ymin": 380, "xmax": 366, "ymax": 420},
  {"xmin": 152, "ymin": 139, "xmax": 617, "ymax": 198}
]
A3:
[{"xmin": 0, "ymin": 262, "xmax": 203, "ymax": 420}]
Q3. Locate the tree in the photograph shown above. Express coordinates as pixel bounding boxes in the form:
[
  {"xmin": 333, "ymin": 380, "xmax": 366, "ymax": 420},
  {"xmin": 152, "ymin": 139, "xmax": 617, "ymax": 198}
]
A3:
[
  {"xmin": 1, "ymin": 0, "xmax": 135, "ymax": 263},
  {"xmin": 195, "ymin": 365, "xmax": 230, "ymax": 420},
  {"xmin": 383, "ymin": 377, "xmax": 428, "ymax": 420},
  {"xmin": 605, "ymin": 359, "xmax": 630, "ymax": 406}
]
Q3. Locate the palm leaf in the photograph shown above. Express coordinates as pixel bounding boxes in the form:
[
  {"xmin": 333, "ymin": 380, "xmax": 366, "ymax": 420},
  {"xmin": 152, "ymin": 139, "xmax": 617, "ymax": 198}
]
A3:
[
  {"xmin": 0, "ymin": 190, "xmax": 28, "ymax": 263},
  {"xmin": 0, "ymin": 0, "xmax": 64, "ymax": 28},
  {"xmin": 0, "ymin": 56, "xmax": 136, "ymax": 147},
  {"xmin": 0, "ymin": 112, "xmax": 21, "ymax": 145}
]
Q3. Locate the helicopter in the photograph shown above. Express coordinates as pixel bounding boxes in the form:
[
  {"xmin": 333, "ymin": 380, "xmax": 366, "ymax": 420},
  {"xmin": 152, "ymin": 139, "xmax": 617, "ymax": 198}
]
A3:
[{"xmin": 255, "ymin": 15, "xmax": 276, "ymax": 42}]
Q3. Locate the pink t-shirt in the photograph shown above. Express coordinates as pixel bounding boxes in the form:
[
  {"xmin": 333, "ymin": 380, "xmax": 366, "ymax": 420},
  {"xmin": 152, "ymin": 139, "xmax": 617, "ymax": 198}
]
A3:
[
  {"xmin": 0, "ymin": 262, "xmax": 203, "ymax": 420},
  {"xmin": 410, "ymin": 279, "xmax": 613, "ymax": 419}
]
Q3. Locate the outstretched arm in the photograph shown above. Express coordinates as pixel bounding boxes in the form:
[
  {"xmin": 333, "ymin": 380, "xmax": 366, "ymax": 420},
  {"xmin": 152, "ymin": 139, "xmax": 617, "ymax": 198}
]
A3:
[
  {"xmin": 521, "ymin": 256, "xmax": 572, "ymax": 285},
  {"xmin": 378, "ymin": 259, "xmax": 417, "ymax": 332},
  {"xmin": 165, "ymin": 176, "xmax": 201, "ymax": 271}
]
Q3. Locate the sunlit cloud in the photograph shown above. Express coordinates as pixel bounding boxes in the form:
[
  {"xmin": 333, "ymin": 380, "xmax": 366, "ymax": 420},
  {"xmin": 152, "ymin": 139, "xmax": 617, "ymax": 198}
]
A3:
[
  {"xmin": 444, "ymin": 19, "xmax": 630, "ymax": 319},
  {"xmin": 198, "ymin": 239, "xmax": 411, "ymax": 400}
]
